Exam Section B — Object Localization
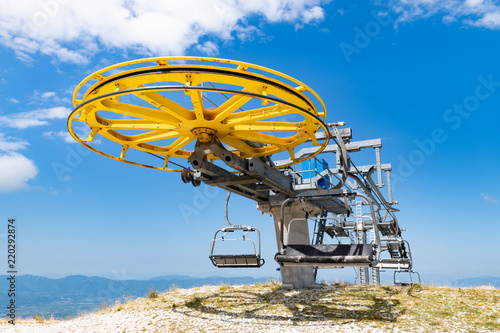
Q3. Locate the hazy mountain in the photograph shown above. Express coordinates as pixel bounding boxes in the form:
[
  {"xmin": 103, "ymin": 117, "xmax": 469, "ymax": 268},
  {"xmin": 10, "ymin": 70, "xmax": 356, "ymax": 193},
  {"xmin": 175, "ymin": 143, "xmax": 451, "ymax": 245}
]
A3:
[
  {"xmin": 0, "ymin": 274, "xmax": 273, "ymax": 319},
  {"xmin": 453, "ymin": 276, "xmax": 500, "ymax": 288}
]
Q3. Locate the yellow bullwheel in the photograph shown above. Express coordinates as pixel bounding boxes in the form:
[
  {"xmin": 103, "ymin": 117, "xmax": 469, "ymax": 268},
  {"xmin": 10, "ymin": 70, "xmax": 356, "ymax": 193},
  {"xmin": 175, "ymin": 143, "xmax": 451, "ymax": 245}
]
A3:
[{"xmin": 67, "ymin": 56, "xmax": 330, "ymax": 172}]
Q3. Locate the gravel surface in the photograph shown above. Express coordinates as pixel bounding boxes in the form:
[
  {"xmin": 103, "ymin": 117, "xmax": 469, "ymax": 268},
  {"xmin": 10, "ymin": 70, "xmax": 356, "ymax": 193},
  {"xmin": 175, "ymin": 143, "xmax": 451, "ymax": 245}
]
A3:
[{"xmin": 1, "ymin": 283, "xmax": 498, "ymax": 333}]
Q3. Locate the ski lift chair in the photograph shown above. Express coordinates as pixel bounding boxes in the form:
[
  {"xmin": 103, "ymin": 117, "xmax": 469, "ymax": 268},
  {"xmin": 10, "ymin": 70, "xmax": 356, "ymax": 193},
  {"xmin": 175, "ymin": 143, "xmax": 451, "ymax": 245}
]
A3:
[
  {"xmin": 275, "ymin": 243, "xmax": 375, "ymax": 268},
  {"xmin": 209, "ymin": 225, "xmax": 265, "ymax": 268},
  {"xmin": 394, "ymin": 270, "xmax": 421, "ymax": 286},
  {"xmin": 209, "ymin": 192, "xmax": 265, "ymax": 268},
  {"xmin": 275, "ymin": 216, "xmax": 376, "ymax": 268},
  {"xmin": 275, "ymin": 195, "xmax": 379, "ymax": 268}
]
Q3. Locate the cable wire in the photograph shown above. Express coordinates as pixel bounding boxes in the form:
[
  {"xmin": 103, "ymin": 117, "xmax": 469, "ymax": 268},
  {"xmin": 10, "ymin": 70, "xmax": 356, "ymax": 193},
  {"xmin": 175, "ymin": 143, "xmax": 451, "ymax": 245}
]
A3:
[
  {"xmin": 146, "ymin": 152, "xmax": 189, "ymax": 170},
  {"xmin": 207, "ymin": 82, "xmax": 245, "ymax": 111}
]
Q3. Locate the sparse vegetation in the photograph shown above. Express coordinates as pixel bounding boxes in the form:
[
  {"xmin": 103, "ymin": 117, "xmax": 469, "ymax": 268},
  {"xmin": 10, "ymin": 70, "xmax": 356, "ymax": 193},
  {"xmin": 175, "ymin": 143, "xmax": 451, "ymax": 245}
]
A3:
[
  {"xmin": 33, "ymin": 314, "xmax": 45, "ymax": 324},
  {"xmin": 146, "ymin": 288, "xmax": 159, "ymax": 299},
  {"xmin": 2, "ymin": 283, "xmax": 499, "ymax": 332},
  {"xmin": 99, "ymin": 302, "xmax": 107, "ymax": 312},
  {"xmin": 219, "ymin": 284, "xmax": 231, "ymax": 292},
  {"xmin": 185, "ymin": 296, "xmax": 203, "ymax": 308}
]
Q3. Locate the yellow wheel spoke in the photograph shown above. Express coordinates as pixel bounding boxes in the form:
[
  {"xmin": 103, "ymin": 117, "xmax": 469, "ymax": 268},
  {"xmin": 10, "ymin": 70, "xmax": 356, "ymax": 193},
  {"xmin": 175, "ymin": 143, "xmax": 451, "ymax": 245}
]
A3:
[
  {"xmin": 219, "ymin": 136, "xmax": 262, "ymax": 156},
  {"xmin": 223, "ymin": 105, "xmax": 294, "ymax": 125},
  {"xmin": 95, "ymin": 116, "xmax": 178, "ymax": 131},
  {"xmin": 137, "ymin": 91, "xmax": 195, "ymax": 122},
  {"xmin": 166, "ymin": 136, "xmax": 195, "ymax": 154},
  {"xmin": 211, "ymin": 93, "xmax": 252, "ymax": 122},
  {"xmin": 136, "ymin": 135, "xmax": 194, "ymax": 154},
  {"xmin": 112, "ymin": 81, "xmax": 194, "ymax": 122},
  {"xmin": 129, "ymin": 130, "xmax": 185, "ymax": 144},
  {"xmin": 228, "ymin": 131, "xmax": 300, "ymax": 146},
  {"xmin": 97, "ymin": 129, "xmax": 129, "ymax": 146},
  {"xmin": 188, "ymin": 90, "xmax": 205, "ymax": 120},
  {"xmin": 232, "ymin": 121, "xmax": 309, "ymax": 132},
  {"xmin": 100, "ymin": 99, "xmax": 181, "ymax": 124}
]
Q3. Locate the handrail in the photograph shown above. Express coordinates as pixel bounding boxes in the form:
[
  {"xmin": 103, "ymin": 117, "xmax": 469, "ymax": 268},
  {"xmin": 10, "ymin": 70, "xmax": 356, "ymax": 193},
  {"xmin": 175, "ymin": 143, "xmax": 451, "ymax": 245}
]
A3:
[
  {"xmin": 225, "ymin": 191, "xmax": 232, "ymax": 227},
  {"xmin": 293, "ymin": 156, "xmax": 339, "ymax": 189},
  {"xmin": 329, "ymin": 124, "xmax": 349, "ymax": 189},
  {"xmin": 402, "ymin": 239, "xmax": 413, "ymax": 270},
  {"xmin": 284, "ymin": 218, "xmax": 309, "ymax": 246},
  {"xmin": 347, "ymin": 172, "xmax": 381, "ymax": 212},
  {"xmin": 366, "ymin": 167, "xmax": 400, "ymax": 213},
  {"xmin": 366, "ymin": 167, "xmax": 401, "ymax": 235},
  {"xmin": 279, "ymin": 197, "xmax": 296, "ymax": 253}
]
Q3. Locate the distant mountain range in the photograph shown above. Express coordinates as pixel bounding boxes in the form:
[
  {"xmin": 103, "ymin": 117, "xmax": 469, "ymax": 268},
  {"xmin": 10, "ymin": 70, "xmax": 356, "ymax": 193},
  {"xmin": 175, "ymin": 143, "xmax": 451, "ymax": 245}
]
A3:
[
  {"xmin": 0, "ymin": 274, "xmax": 273, "ymax": 319},
  {"xmin": 453, "ymin": 276, "xmax": 500, "ymax": 288},
  {"xmin": 0, "ymin": 274, "xmax": 497, "ymax": 319}
]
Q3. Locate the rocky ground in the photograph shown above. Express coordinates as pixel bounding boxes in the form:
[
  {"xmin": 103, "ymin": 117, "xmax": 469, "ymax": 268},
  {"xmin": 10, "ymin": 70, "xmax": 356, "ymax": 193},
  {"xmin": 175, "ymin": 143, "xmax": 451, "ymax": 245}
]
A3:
[{"xmin": 1, "ymin": 282, "xmax": 499, "ymax": 332}]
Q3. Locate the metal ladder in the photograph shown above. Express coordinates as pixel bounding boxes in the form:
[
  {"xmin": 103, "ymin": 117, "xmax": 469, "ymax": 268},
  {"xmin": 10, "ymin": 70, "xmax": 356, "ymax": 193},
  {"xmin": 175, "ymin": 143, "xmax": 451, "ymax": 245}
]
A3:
[
  {"xmin": 312, "ymin": 210, "xmax": 328, "ymax": 280},
  {"xmin": 355, "ymin": 200, "xmax": 369, "ymax": 284}
]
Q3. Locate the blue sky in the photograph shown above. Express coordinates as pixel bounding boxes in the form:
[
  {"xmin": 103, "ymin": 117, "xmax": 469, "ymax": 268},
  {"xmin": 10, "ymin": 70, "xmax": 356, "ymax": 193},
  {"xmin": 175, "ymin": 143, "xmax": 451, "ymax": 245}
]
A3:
[{"xmin": 0, "ymin": 0, "xmax": 499, "ymax": 284}]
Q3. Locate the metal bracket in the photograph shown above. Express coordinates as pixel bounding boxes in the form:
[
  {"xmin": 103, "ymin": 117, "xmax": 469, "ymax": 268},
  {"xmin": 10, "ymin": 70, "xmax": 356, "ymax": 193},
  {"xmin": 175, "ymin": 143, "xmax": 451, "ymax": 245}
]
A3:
[{"xmin": 188, "ymin": 136, "xmax": 295, "ymax": 198}]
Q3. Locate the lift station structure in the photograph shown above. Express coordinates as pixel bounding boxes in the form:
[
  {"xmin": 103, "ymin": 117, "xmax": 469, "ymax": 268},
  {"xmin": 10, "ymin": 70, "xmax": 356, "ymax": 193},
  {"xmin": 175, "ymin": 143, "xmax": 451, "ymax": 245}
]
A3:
[{"xmin": 68, "ymin": 57, "xmax": 417, "ymax": 289}]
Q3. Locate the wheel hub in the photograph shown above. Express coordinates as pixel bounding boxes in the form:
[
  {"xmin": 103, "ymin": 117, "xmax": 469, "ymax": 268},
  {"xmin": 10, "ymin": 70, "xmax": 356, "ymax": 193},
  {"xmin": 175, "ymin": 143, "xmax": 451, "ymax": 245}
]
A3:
[{"xmin": 192, "ymin": 127, "xmax": 217, "ymax": 143}]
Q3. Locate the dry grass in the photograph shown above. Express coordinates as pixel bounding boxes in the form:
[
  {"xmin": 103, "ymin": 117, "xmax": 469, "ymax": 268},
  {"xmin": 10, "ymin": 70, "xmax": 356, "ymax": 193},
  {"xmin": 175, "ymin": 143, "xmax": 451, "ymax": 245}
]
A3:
[
  {"xmin": 146, "ymin": 288, "xmax": 159, "ymax": 299},
  {"xmin": 1, "ymin": 283, "xmax": 498, "ymax": 332},
  {"xmin": 96, "ymin": 282, "xmax": 500, "ymax": 332}
]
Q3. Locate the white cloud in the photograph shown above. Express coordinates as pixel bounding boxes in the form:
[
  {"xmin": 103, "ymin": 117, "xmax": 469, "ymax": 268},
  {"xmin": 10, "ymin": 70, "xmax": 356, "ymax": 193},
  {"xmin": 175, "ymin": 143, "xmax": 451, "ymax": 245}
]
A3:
[
  {"xmin": 195, "ymin": 41, "xmax": 219, "ymax": 56},
  {"xmin": 0, "ymin": 106, "xmax": 71, "ymax": 129},
  {"xmin": 389, "ymin": 0, "xmax": 500, "ymax": 29},
  {"xmin": 0, "ymin": 0, "xmax": 331, "ymax": 64},
  {"xmin": 42, "ymin": 130, "xmax": 74, "ymax": 143},
  {"xmin": 0, "ymin": 152, "xmax": 38, "ymax": 192},
  {"xmin": 0, "ymin": 133, "xmax": 30, "ymax": 151},
  {"xmin": 40, "ymin": 91, "xmax": 56, "ymax": 99},
  {"xmin": 466, "ymin": 0, "xmax": 484, "ymax": 7},
  {"xmin": 302, "ymin": 5, "xmax": 325, "ymax": 23},
  {"xmin": 8, "ymin": 98, "xmax": 20, "ymax": 104},
  {"xmin": 473, "ymin": 11, "xmax": 500, "ymax": 27},
  {"xmin": 32, "ymin": 90, "xmax": 71, "ymax": 104},
  {"xmin": 481, "ymin": 193, "xmax": 499, "ymax": 205},
  {"xmin": 43, "ymin": 122, "xmax": 91, "ymax": 143}
]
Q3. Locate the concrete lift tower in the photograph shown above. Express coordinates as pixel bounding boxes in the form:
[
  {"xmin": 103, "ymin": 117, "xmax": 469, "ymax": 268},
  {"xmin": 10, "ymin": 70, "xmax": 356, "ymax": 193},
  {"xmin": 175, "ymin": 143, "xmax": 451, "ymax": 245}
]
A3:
[{"xmin": 68, "ymin": 57, "xmax": 418, "ymax": 289}]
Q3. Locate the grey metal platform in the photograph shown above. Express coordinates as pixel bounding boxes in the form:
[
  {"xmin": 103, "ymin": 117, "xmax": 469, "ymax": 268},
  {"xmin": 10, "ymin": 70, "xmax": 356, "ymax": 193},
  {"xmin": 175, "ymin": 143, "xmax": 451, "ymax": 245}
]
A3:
[{"xmin": 275, "ymin": 244, "xmax": 375, "ymax": 267}]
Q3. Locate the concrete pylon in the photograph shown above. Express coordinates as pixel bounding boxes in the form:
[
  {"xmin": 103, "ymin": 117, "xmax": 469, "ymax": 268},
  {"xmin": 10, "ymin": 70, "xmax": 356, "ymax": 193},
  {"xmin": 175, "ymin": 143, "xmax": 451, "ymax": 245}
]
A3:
[{"xmin": 258, "ymin": 200, "xmax": 321, "ymax": 289}]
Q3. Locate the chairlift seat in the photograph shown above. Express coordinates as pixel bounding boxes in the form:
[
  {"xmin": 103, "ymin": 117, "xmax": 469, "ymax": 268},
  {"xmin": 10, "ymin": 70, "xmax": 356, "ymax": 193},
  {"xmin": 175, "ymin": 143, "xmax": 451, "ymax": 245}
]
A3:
[
  {"xmin": 394, "ymin": 269, "xmax": 421, "ymax": 286},
  {"xmin": 210, "ymin": 254, "xmax": 265, "ymax": 268},
  {"xmin": 209, "ymin": 221, "xmax": 264, "ymax": 268},
  {"xmin": 275, "ymin": 244, "xmax": 374, "ymax": 267}
]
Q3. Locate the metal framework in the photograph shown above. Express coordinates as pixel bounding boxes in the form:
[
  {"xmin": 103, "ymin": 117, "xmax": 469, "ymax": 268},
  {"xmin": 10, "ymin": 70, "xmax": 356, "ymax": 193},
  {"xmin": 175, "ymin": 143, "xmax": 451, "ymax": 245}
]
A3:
[{"xmin": 68, "ymin": 56, "xmax": 417, "ymax": 287}]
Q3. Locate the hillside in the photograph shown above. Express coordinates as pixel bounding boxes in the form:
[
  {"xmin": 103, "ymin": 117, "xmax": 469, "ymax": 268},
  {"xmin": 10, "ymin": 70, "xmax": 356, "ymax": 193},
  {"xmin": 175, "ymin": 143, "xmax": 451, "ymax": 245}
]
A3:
[
  {"xmin": 1, "ymin": 282, "xmax": 498, "ymax": 333},
  {"xmin": 0, "ymin": 275, "xmax": 272, "ymax": 319}
]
